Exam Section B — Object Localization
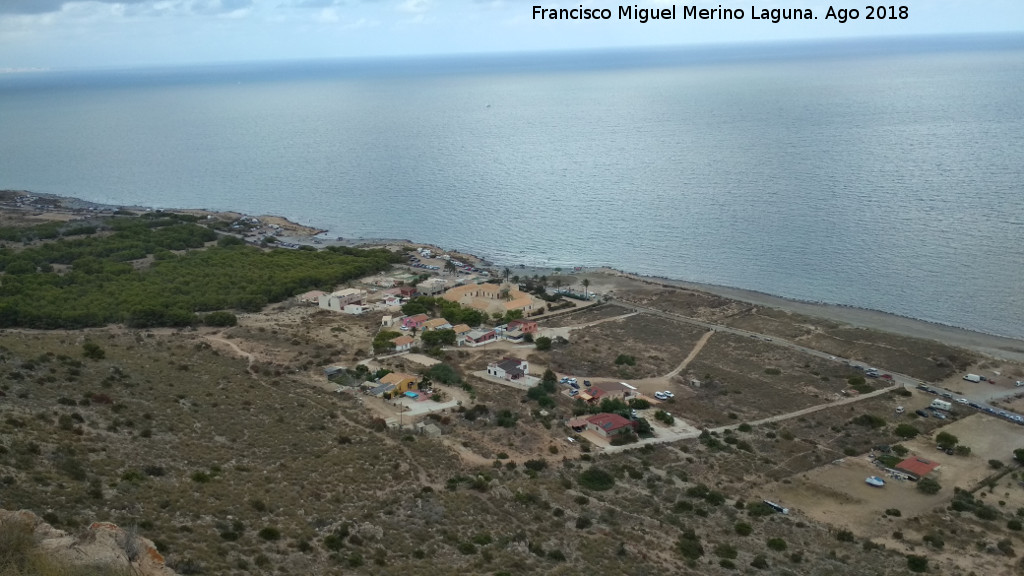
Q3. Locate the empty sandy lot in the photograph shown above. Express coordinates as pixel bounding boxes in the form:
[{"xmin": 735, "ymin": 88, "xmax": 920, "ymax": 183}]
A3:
[{"xmin": 774, "ymin": 414, "xmax": 1024, "ymax": 537}]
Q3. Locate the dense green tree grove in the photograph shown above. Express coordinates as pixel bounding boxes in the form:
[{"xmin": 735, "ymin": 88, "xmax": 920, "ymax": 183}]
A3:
[
  {"xmin": 401, "ymin": 296, "xmax": 486, "ymax": 327},
  {"xmin": 0, "ymin": 217, "xmax": 399, "ymax": 329}
]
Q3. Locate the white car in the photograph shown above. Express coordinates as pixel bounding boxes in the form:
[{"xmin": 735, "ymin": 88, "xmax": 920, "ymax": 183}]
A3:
[
  {"xmin": 663, "ymin": 391, "xmax": 675, "ymax": 398},
  {"xmin": 956, "ymin": 398, "xmax": 969, "ymax": 405},
  {"xmin": 1017, "ymin": 381, "xmax": 1024, "ymax": 387},
  {"xmin": 653, "ymin": 392, "xmax": 668, "ymax": 401}
]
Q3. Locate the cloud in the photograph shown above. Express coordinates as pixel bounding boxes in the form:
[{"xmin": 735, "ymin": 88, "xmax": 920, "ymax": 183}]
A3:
[
  {"xmin": 189, "ymin": 0, "xmax": 254, "ymax": 15},
  {"xmin": 397, "ymin": 0, "xmax": 428, "ymax": 14},
  {"xmin": 0, "ymin": 0, "xmax": 151, "ymax": 15}
]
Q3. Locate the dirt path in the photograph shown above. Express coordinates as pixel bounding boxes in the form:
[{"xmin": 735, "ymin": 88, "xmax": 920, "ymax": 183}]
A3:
[
  {"xmin": 717, "ymin": 383, "xmax": 902, "ymax": 430},
  {"xmin": 664, "ymin": 329, "xmax": 714, "ymax": 379},
  {"xmin": 539, "ymin": 311, "xmax": 639, "ymax": 340},
  {"xmin": 202, "ymin": 334, "xmax": 256, "ymax": 369}
]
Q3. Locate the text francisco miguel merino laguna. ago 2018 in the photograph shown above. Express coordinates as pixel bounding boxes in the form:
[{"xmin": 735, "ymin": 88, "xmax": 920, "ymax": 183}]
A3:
[{"xmin": 531, "ymin": 5, "xmax": 907, "ymax": 23}]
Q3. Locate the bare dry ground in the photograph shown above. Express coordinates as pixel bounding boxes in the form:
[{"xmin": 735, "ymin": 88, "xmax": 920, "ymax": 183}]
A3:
[
  {"xmin": 541, "ymin": 303, "xmax": 636, "ymax": 328},
  {"xmin": 676, "ymin": 332, "xmax": 866, "ymax": 427},
  {"xmin": 542, "ymin": 313, "xmax": 708, "ymax": 380}
]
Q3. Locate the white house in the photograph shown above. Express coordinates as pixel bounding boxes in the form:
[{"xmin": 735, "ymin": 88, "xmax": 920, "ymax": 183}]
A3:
[
  {"xmin": 487, "ymin": 357, "xmax": 529, "ymax": 381},
  {"xmin": 318, "ymin": 288, "xmax": 367, "ymax": 312}
]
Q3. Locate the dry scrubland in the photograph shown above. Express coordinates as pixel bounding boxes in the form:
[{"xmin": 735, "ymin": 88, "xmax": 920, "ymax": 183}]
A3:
[
  {"xmin": 0, "ymin": 322, "xmax": 990, "ymax": 576},
  {"xmin": 3, "ymin": 206, "xmax": 1024, "ymax": 575},
  {"xmin": 546, "ymin": 314, "xmax": 708, "ymax": 380}
]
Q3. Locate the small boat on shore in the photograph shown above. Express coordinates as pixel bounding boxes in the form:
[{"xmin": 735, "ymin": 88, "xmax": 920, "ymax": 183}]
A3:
[{"xmin": 865, "ymin": 476, "xmax": 885, "ymax": 487}]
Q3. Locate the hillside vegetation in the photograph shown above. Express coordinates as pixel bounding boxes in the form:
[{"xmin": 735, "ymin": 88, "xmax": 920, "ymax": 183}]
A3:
[{"xmin": 0, "ymin": 214, "xmax": 399, "ymax": 328}]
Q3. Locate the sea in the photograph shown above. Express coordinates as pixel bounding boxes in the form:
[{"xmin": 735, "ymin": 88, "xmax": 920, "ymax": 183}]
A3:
[{"xmin": 1, "ymin": 35, "xmax": 1022, "ymax": 339}]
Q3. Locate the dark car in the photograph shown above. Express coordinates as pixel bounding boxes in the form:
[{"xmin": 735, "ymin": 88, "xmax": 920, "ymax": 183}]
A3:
[
  {"xmin": 916, "ymin": 384, "xmax": 929, "ymax": 390},
  {"xmin": 915, "ymin": 409, "xmax": 929, "ymax": 418},
  {"xmin": 941, "ymin": 392, "xmax": 953, "ymax": 399},
  {"xmin": 881, "ymin": 374, "xmax": 893, "ymax": 380},
  {"xmin": 968, "ymin": 402, "xmax": 981, "ymax": 409}
]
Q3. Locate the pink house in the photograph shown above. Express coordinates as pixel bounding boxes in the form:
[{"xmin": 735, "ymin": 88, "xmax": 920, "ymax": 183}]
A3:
[
  {"xmin": 401, "ymin": 314, "xmax": 429, "ymax": 330},
  {"xmin": 507, "ymin": 319, "xmax": 539, "ymax": 334}
]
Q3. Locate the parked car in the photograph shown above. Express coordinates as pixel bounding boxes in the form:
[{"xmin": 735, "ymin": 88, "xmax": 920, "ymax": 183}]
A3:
[
  {"xmin": 968, "ymin": 402, "xmax": 982, "ymax": 409},
  {"xmin": 956, "ymin": 398, "xmax": 969, "ymax": 405},
  {"xmin": 654, "ymin": 392, "xmax": 668, "ymax": 400},
  {"xmin": 881, "ymin": 374, "xmax": 893, "ymax": 380},
  {"xmin": 915, "ymin": 409, "xmax": 929, "ymax": 418},
  {"xmin": 662, "ymin": 391, "xmax": 675, "ymax": 399},
  {"xmin": 941, "ymin": 392, "xmax": 953, "ymax": 399}
]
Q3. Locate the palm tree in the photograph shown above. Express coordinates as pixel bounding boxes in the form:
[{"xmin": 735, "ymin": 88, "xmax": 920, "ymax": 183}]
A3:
[
  {"xmin": 444, "ymin": 261, "xmax": 458, "ymax": 275},
  {"xmin": 582, "ymin": 278, "xmax": 590, "ymax": 299},
  {"xmin": 503, "ymin": 267, "xmax": 511, "ymax": 283}
]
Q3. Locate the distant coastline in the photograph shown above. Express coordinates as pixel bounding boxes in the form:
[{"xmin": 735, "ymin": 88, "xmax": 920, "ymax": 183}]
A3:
[{"xmin": 4, "ymin": 189, "xmax": 1023, "ymax": 363}]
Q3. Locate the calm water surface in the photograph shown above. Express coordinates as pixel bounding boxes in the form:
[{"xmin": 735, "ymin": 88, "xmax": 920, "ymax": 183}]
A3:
[{"xmin": 1, "ymin": 37, "xmax": 1022, "ymax": 338}]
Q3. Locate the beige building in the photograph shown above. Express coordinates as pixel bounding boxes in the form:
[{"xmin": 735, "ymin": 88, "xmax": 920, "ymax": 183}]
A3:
[
  {"xmin": 442, "ymin": 283, "xmax": 542, "ymax": 316},
  {"xmin": 318, "ymin": 288, "xmax": 367, "ymax": 312}
]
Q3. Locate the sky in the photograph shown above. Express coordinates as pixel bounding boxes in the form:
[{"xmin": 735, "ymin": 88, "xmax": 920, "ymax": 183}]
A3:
[{"xmin": 1, "ymin": 0, "xmax": 1023, "ymax": 70}]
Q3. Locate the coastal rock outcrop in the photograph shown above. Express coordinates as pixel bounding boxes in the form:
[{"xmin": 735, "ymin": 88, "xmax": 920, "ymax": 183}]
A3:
[{"xmin": 0, "ymin": 509, "xmax": 176, "ymax": 576}]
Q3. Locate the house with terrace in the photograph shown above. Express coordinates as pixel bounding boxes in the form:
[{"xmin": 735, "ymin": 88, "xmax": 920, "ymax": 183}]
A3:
[{"xmin": 487, "ymin": 357, "xmax": 529, "ymax": 382}]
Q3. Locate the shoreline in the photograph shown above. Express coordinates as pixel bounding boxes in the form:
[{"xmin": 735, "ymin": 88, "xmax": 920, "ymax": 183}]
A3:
[{"xmin": 4, "ymin": 190, "xmax": 1023, "ymax": 362}]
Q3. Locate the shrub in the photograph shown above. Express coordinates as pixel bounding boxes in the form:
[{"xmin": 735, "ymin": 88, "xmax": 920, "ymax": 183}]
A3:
[
  {"xmin": 258, "ymin": 527, "xmax": 281, "ymax": 541},
  {"xmin": 614, "ymin": 354, "xmax": 636, "ymax": 366},
  {"xmin": 579, "ymin": 468, "xmax": 615, "ymax": 491},
  {"xmin": 735, "ymin": 522, "xmax": 753, "ymax": 536},
  {"xmin": 907, "ymin": 555, "xmax": 928, "ymax": 573},
  {"xmin": 535, "ymin": 337, "xmax": 552, "ymax": 351},
  {"xmin": 764, "ymin": 368, "xmax": 781, "ymax": 376},
  {"xmin": 917, "ymin": 477, "xmax": 941, "ymax": 495},
  {"xmin": 894, "ymin": 424, "xmax": 920, "ymax": 439},
  {"xmin": 82, "ymin": 341, "xmax": 106, "ymax": 360},
  {"xmin": 575, "ymin": 517, "xmax": 592, "ymax": 530},
  {"xmin": 884, "ymin": 508, "xmax": 902, "ymax": 517},
  {"xmin": 524, "ymin": 459, "xmax": 547, "ymax": 472},
  {"xmin": 202, "ymin": 311, "xmax": 237, "ymax": 326},
  {"xmin": 835, "ymin": 529, "xmax": 855, "ymax": 542},
  {"xmin": 851, "ymin": 414, "xmax": 886, "ymax": 428},
  {"xmin": 677, "ymin": 531, "xmax": 703, "ymax": 560},
  {"xmin": 989, "ymin": 459, "xmax": 1005, "ymax": 470},
  {"xmin": 766, "ymin": 538, "xmax": 787, "ymax": 552},
  {"xmin": 750, "ymin": 555, "xmax": 769, "ymax": 569},
  {"xmin": 714, "ymin": 543, "xmax": 738, "ymax": 559},
  {"xmin": 1009, "ymin": 519, "xmax": 1023, "ymax": 531}
]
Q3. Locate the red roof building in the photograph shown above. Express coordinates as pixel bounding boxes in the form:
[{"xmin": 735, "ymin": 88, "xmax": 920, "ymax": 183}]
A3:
[
  {"xmin": 586, "ymin": 413, "xmax": 637, "ymax": 438},
  {"xmin": 895, "ymin": 456, "xmax": 940, "ymax": 479}
]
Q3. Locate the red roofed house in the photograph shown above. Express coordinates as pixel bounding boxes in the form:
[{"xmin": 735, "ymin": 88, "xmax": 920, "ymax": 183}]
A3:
[
  {"xmin": 401, "ymin": 314, "xmax": 429, "ymax": 330},
  {"xmin": 586, "ymin": 413, "xmax": 637, "ymax": 438},
  {"xmin": 507, "ymin": 319, "xmax": 539, "ymax": 334},
  {"xmin": 895, "ymin": 456, "xmax": 940, "ymax": 480}
]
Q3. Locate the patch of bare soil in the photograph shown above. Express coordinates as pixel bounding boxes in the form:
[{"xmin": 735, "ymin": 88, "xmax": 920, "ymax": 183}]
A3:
[
  {"xmin": 616, "ymin": 288, "xmax": 747, "ymax": 323},
  {"xmin": 545, "ymin": 313, "xmax": 708, "ymax": 379},
  {"xmin": 541, "ymin": 303, "xmax": 635, "ymax": 328},
  {"xmin": 678, "ymin": 333, "xmax": 864, "ymax": 426}
]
